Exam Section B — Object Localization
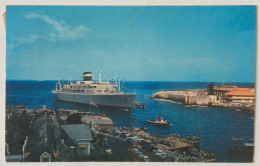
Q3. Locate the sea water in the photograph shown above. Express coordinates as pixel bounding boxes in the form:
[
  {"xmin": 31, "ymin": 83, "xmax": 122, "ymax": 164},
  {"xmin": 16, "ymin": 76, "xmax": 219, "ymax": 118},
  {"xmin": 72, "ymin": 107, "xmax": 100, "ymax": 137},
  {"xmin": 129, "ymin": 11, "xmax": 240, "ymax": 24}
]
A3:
[{"xmin": 6, "ymin": 81, "xmax": 254, "ymax": 162}]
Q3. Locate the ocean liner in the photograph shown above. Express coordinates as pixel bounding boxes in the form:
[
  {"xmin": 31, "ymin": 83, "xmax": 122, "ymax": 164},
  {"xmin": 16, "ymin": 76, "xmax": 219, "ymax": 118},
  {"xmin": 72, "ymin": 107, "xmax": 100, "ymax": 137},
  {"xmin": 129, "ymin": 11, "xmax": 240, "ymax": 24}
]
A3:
[{"xmin": 52, "ymin": 70, "xmax": 136, "ymax": 109}]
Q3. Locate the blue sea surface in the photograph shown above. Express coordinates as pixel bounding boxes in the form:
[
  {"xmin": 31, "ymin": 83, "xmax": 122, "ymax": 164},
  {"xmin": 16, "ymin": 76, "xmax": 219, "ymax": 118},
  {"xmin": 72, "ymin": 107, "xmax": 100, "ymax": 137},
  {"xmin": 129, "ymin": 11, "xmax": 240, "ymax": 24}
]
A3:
[{"xmin": 6, "ymin": 81, "xmax": 255, "ymax": 162}]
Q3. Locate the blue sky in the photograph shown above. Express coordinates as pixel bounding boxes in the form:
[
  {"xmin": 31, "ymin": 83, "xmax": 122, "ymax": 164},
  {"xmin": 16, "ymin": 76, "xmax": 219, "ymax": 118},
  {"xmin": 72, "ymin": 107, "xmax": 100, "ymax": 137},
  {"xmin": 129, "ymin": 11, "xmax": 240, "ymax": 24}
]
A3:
[{"xmin": 6, "ymin": 6, "xmax": 256, "ymax": 82}]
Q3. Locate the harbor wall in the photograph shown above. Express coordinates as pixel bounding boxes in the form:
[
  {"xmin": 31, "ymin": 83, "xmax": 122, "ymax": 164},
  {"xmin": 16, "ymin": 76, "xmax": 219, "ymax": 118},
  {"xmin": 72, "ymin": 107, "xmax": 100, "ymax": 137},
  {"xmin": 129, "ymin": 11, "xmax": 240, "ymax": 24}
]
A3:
[
  {"xmin": 152, "ymin": 90, "xmax": 208, "ymax": 105},
  {"xmin": 168, "ymin": 94, "xmax": 186, "ymax": 102},
  {"xmin": 196, "ymin": 95, "xmax": 210, "ymax": 105}
]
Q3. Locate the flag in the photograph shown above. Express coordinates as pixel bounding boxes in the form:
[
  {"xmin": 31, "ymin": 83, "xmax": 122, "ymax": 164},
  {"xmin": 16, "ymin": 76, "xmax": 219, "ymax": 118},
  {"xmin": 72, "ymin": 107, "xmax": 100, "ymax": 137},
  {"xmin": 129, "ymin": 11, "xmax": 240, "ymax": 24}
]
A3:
[{"xmin": 90, "ymin": 100, "xmax": 98, "ymax": 107}]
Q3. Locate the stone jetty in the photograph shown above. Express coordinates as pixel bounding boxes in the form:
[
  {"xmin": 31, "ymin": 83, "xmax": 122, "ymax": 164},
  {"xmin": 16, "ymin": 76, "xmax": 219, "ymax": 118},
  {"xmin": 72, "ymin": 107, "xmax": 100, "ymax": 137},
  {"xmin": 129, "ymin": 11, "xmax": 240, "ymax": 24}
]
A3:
[{"xmin": 150, "ymin": 85, "xmax": 255, "ymax": 112}]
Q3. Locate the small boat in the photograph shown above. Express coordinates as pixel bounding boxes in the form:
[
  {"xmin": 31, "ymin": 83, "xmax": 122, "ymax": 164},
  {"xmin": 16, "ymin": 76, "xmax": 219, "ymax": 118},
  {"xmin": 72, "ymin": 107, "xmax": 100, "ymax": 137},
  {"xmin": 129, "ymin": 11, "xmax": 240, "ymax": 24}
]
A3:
[
  {"xmin": 147, "ymin": 114, "xmax": 171, "ymax": 127},
  {"xmin": 184, "ymin": 105, "xmax": 192, "ymax": 109},
  {"xmin": 133, "ymin": 101, "xmax": 145, "ymax": 108},
  {"xmin": 201, "ymin": 105, "xmax": 208, "ymax": 108},
  {"xmin": 235, "ymin": 109, "xmax": 241, "ymax": 112},
  {"xmin": 123, "ymin": 108, "xmax": 130, "ymax": 112}
]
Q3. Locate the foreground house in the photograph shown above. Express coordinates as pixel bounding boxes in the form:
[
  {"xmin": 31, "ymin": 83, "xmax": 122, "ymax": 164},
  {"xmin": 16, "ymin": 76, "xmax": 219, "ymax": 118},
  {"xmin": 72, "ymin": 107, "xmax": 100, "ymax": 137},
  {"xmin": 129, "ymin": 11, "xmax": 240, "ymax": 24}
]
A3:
[{"xmin": 61, "ymin": 124, "xmax": 93, "ymax": 156}]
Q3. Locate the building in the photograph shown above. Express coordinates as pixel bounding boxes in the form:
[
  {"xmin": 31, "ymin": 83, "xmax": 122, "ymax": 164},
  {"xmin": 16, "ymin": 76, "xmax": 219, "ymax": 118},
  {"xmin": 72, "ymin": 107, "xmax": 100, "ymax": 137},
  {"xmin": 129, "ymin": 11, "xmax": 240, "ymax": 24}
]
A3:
[
  {"xmin": 61, "ymin": 124, "xmax": 93, "ymax": 156},
  {"xmin": 81, "ymin": 115, "xmax": 114, "ymax": 128},
  {"xmin": 22, "ymin": 111, "xmax": 79, "ymax": 162},
  {"xmin": 40, "ymin": 152, "xmax": 52, "ymax": 162},
  {"xmin": 208, "ymin": 95, "xmax": 218, "ymax": 104},
  {"xmin": 213, "ymin": 85, "xmax": 238, "ymax": 102},
  {"xmin": 223, "ymin": 88, "xmax": 255, "ymax": 103}
]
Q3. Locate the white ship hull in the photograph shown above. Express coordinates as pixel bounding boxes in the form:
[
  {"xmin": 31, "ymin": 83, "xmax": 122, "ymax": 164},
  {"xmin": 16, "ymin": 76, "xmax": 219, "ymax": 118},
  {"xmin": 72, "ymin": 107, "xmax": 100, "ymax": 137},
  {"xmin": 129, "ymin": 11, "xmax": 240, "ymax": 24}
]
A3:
[{"xmin": 52, "ymin": 91, "xmax": 136, "ymax": 108}]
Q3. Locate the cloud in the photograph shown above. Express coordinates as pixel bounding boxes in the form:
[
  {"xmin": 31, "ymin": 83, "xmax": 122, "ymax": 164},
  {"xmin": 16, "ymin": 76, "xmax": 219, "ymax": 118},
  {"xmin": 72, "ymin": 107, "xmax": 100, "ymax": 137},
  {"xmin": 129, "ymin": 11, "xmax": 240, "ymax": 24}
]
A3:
[
  {"xmin": 19, "ymin": 13, "xmax": 91, "ymax": 43},
  {"xmin": 16, "ymin": 34, "xmax": 45, "ymax": 43},
  {"xmin": 24, "ymin": 13, "xmax": 41, "ymax": 19}
]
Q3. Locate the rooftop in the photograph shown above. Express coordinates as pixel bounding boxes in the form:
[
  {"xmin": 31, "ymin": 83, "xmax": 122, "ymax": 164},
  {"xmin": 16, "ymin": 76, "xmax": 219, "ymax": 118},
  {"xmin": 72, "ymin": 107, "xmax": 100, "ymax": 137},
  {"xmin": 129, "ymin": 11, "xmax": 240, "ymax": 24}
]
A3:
[
  {"xmin": 81, "ymin": 115, "xmax": 113, "ymax": 125},
  {"xmin": 61, "ymin": 124, "xmax": 93, "ymax": 141},
  {"xmin": 225, "ymin": 88, "xmax": 255, "ymax": 96},
  {"xmin": 233, "ymin": 88, "xmax": 251, "ymax": 91},
  {"xmin": 223, "ymin": 97, "xmax": 255, "ymax": 100},
  {"xmin": 213, "ymin": 86, "xmax": 238, "ymax": 91}
]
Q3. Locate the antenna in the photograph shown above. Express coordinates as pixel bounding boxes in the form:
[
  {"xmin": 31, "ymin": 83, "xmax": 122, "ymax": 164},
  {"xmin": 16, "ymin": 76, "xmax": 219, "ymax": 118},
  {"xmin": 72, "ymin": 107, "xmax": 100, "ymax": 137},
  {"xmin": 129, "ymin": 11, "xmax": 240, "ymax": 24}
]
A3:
[
  {"xmin": 103, "ymin": 72, "xmax": 110, "ymax": 82},
  {"xmin": 197, "ymin": 121, "xmax": 200, "ymax": 138}
]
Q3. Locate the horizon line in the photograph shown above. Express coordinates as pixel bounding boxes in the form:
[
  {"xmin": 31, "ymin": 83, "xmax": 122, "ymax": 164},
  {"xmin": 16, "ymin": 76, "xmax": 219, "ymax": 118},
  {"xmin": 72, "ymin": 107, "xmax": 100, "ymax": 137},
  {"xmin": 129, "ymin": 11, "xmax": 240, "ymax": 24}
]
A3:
[{"xmin": 5, "ymin": 79, "xmax": 255, "ymax": 84}]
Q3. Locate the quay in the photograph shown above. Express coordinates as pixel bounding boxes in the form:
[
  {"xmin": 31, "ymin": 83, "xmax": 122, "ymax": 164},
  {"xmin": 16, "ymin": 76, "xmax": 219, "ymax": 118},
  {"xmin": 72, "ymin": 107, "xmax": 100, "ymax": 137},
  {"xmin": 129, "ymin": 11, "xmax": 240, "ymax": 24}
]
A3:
[{"xmin": 5, "ymin": 105, "xmax": 216, "ymax": 162}]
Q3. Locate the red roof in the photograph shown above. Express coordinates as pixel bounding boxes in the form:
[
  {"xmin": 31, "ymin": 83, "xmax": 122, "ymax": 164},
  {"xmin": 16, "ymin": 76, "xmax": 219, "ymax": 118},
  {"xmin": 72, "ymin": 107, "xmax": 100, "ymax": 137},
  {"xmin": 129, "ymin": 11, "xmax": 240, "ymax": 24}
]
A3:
[
  {"xmin": 225, "ymin": 88, "xmax": 255, "ymax": 96},
  {"xmin": 233, "ymin": 88, "xmax": 251, "ymax": 91},
  {"xmin": 223, "ymin": 97, "xmax": 255, "ymax": 100},
  {"xmin": 213, "ymin": 85, "xmax": 238, "ymax": 91}
]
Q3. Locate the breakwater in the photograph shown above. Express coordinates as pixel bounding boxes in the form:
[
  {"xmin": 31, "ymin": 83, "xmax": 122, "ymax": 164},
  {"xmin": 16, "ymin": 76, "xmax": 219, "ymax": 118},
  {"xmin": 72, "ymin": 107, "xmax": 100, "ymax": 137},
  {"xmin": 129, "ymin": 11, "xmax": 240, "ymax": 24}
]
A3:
[{"xmin": 150, "ymin": 90, "xmax": 255, "ymax": 112}]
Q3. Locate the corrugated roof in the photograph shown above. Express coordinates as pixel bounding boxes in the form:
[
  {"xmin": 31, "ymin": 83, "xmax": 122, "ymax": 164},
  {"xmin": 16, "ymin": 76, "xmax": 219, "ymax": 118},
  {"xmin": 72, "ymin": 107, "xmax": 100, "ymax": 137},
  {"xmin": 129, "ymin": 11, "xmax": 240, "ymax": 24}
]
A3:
[
  {"xmin": 233, "ymin": 88, "xmax": 251, "ymax": 91},
  {"xmin": 61, "ymin": 124, "xmax": 93, "ymax": 141},
  {"xmin": 225, "ymin": 89, "xmax": 255, "ymax": 96},
  {"xmin": 223, "ymin": 97, "xmax": 254, "ymax": 100},
  {"xmin": 213, "ymin": 86, "xmax": 238, "ymax": 91}
]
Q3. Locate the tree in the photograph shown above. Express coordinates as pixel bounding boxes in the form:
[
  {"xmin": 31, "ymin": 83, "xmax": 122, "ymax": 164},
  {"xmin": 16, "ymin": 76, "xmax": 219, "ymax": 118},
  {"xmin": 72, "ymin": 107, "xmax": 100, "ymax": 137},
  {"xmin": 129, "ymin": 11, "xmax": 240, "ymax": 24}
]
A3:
[{"xmin": 207, "ymin": 82, "xmax": 214, "ymax": 95}]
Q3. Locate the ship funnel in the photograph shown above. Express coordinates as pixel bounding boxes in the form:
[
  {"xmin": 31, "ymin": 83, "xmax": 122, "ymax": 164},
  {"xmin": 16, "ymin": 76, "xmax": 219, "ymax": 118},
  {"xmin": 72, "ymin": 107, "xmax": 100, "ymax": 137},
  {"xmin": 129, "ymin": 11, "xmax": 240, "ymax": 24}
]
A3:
[{"xmin": 83, "ymin": 72, "xmax": 92, "ymax": 81}]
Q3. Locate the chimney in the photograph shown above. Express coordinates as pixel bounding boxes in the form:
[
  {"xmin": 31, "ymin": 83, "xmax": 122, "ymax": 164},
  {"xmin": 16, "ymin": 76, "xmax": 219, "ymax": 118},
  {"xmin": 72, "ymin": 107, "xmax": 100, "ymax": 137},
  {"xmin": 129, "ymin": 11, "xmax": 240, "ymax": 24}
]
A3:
[
  {"xmin": 53, "ymin": 150, "xmax": 59, "ymax": 158},
  {"xmin": 83, "ymin": 72, "xmax": 92, "ymax": 81}
]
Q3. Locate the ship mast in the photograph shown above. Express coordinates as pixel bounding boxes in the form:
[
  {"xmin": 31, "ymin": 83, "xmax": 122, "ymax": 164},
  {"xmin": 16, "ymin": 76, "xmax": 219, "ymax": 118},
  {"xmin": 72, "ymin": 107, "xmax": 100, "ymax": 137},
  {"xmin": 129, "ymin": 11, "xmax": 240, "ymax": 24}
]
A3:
[
  {"xmin": 99, "ymin": 67, "xmax": 102, "ymax": 82},
  {"xmin": 56, "ymin": 78, "xmax": 61, "ymax": 90},
  {"xmin": 118, "ymin": 80, "xmax": 121, "ymax": 92}
]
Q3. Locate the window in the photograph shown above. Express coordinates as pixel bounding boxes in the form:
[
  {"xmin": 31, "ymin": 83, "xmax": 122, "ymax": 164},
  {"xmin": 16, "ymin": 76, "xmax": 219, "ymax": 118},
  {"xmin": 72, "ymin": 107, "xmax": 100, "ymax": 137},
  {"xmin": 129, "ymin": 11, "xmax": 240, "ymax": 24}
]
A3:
[{"xmin": 42, "ymin": 158, "xmax": 50, "ymax": 162}]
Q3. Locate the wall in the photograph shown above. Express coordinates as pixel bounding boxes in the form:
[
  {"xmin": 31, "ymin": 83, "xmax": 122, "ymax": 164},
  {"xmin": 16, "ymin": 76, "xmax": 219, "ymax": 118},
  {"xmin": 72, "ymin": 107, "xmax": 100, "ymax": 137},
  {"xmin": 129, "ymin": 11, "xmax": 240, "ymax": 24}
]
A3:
[
  {"xmin": 168, "ymin": 94, "xmax": 186, "ymax": 102},
  {"xmin": 196, "ymin": 95, "xmax": 209, "ymax": 105},
  {"xmin": 77, "ymin": 140, "xmax": 91, "ymax": 156}
]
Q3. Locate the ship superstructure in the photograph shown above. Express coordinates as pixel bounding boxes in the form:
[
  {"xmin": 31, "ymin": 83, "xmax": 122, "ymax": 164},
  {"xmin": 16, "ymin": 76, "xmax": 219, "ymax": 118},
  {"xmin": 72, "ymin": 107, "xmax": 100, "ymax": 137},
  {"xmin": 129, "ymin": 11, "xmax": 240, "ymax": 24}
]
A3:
[{"xmin": 52, "ymin": 70, "xmax": 136, "ymax": 109}]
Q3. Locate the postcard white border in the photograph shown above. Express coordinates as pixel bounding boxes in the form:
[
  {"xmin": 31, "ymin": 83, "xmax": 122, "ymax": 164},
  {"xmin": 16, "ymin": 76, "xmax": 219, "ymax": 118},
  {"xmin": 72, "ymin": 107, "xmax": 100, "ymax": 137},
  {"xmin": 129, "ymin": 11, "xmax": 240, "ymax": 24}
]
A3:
[{"xmin": 0, "ymin": 0, "xmax": 259, "ymax": 166}]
